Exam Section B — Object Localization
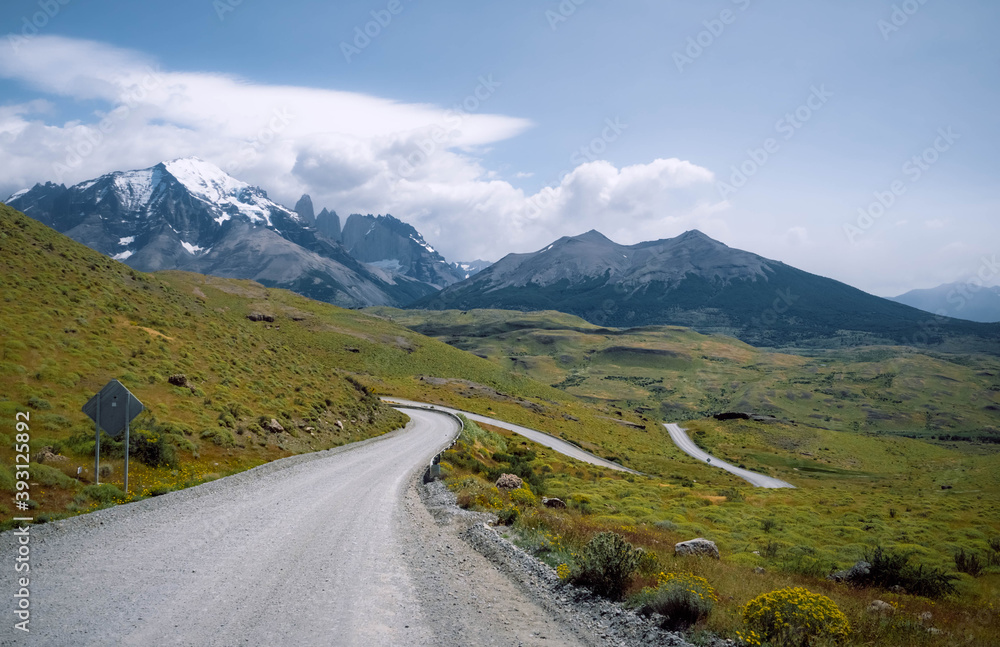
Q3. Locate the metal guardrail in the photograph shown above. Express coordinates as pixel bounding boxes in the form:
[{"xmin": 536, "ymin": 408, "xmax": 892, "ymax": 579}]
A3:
[{"xmin": 387, "ymin": 403, "xmax": 463, "ymax": 484}]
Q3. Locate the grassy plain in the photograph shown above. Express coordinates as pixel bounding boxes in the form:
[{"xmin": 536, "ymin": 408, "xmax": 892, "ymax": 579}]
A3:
[{"xmin": 378, "ymin": 307, "xmax": 1000, "ymax": 645}]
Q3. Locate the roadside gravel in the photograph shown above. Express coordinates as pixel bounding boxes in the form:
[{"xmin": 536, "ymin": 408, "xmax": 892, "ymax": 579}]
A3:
[{"xmin": 420, "ymin": 481, "xmax": 703, "ymax": 647}]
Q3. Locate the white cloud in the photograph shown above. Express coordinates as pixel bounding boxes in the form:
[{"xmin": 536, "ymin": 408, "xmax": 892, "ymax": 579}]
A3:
[{"xmin": 0, "ymin": 36, "xmax": 722, "ymax": 262}]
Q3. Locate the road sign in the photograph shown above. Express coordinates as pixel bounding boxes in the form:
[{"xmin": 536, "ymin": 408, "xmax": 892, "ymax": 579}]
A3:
[
  {"xmin": 82, "ymin": 380, "xmax": 143, "ymax": 438},
  {"xmin": 82, "ymin": 380, "xmax": 144, "ymax": 491}
]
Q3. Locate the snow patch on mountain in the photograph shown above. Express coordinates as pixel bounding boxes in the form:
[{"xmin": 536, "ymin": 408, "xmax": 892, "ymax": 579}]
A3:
[
  {"xmin": 6, "ymin": 188, "xmax": 30, "ymax": 201},
  {"xmin": 180, "ymin": 240, "xmax": 206, "ymax": 255},
  {"xmin": 118, "ymin": 236, "xmax": 135, "ymax": 246},
  {"xmin": 112, "ymin": 250, "xmax": 134, "ymax": 261},
  {"xmin": 163, "ymin": 157, "xmax": 296, "ymax": 227}
]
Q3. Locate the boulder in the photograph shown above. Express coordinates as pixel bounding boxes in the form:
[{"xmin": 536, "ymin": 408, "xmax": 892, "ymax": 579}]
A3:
[
  {"xmin": 247, "ymin": 312, "xmax": 275, "ymax": 323},
  {"xmin": 33, "ymin": 447, "xmax": 69, "ymax": 464},
  {"xmin": 828, "ymin": 560, "xmax": 871, "ymax": 583},
  {"xmin": 674, "ymin": 538, "xmax": 720, "ymax": 560},
  {"xmin": 867, "ymin": 600, "xmax": 895, "ymax": 615},
  {"xmin": 542, "ymin": 497, "xmax": 567, "ymax": 509},
  {"xmin": 267, "ymin": 418, "xmax": 285, "ymax": 433},
  {"xmin": 495, "ymin": 473, "xmax": 523, "ymax": 491},
  {"xmin": 168, "ymin": 374, "xmax": 188, "ymax": 387}
]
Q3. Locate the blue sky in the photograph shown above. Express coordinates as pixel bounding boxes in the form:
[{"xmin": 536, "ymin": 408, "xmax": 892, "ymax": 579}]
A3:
[{"xmin": 1, "ymin": 0, "xmax": 997, "ymax": 296}]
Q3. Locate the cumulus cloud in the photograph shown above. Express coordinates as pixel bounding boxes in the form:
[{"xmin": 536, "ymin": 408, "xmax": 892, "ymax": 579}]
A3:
[{"xmin": 0, "ymin": 36, "xmax": 722, "ymax": 262}]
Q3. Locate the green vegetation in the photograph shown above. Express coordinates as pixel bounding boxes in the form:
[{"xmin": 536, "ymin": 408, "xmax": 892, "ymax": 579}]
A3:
[
  {"xmin": 3, "ymin": 206, "xmax": 999, "ymax": 645},
  {"xmin": 741, "ymin": 587, "xmax": 850, "ymax": 646},
  {"xmin": 632, "ymin": 572, "xmax": 718, "ymax": 630},
  {"xmin": 0, "ymin": 206, "xmax": 591, "ymax": 525},
  {"xmin": 443, "ymin": 416, "xmax": 1000, "ymax": 645},
  {"xmin": 571, "ymin": 531, "xmax": 643, "ymax": 600}
]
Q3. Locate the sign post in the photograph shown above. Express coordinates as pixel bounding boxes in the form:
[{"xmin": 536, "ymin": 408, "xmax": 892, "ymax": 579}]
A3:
[{"xmin": 82, "ymin": 380, "xmax": 144, "ymax": 493}]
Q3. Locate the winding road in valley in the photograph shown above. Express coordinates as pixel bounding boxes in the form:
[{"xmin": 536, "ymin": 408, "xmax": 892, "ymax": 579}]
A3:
[
  {"xmin": 1, "ymin": 409, "xmax": 595, "ymax": 647},
  {"xmin": 663, "ymin": 423, "xmax": 795, "ymax": 489},
  {"xmin": 382, "ymin": 398, "xmax": 642, "ymax": 475}
]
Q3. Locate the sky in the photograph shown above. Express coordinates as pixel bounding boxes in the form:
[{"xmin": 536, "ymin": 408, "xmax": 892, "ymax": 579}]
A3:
[{"xmin": 0, "ymin": 0, "xmax": 997, "ymax": 297}]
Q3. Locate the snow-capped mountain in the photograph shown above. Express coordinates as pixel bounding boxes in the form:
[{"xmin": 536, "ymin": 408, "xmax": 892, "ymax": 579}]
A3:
[
  {"xmin": 4, "ymin": 158, "xmax": 437, "ymax": 307},
  {"xmin": 340, "ymin": 213, "xmax": 465, "ymax": 289}
]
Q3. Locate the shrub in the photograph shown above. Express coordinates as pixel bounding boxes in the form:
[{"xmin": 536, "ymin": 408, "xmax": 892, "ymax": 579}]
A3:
[
  {"xmin": 131, "ymin": 432, "xmax": 179, "ymax": 468},
  {"xmin": 634, "ymin": 572, "xmax": 718, "ymax": 630},
  {"xmin": 27, "ymin": 396, "xmax": 52, "ymax": 410},
  {"xmin": 719, "ymin": 487, "xmax": 744, "ymax": 502},
  {"xmin": 497, "ymin": 504, "xmax": 520, "ymax": 525},
  {"xmin": 742, "ymin": 587, "xmax": 850, "ymax": 646},
  {"xmin": 75, "ymin": 483, "xmax": 125, "ymax": 506},
  {"xmin": 954, "ymin": 548, "xmax": 984, "ymax": 577},
  {"xmin": 509, "ymin": 486, "xmax": 538, "ymax": 507},
  {"xmin": 556, "ymin": 563, "xmax": 571, "ymax": 580},
  {"xmin": 854, "ymin": 546, "xmax": 957, "ymax": 598},
  {"xmin": 571, "ymin": 532, "xmax": 642, "ymax": 600}
]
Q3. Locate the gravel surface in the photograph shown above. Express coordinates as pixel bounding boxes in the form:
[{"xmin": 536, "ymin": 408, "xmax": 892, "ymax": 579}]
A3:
[
  {"xmin": 0, "ymin": 409, "xmax": 595, "ymax": 646},
  {"xmin": 421, "ymin": 481, "xmax": 704, "ymax": 647}
]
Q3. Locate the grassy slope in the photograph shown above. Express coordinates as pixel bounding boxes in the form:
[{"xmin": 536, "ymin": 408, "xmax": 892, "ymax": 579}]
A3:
[
  {"xmin": 0, "ymin": 206, "xmax": 629, "ymax": 523},
  {"xmin": 373, "ymin": 307, "xmax": 1000, "ymax": 643}
]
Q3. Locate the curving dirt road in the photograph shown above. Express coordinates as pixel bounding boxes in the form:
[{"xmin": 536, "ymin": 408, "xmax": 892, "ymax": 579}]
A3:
[
  {"xmin": 1, "ymin": 409, "xmax": 595, "ymax": 646},
  {"xmin": 383, "ymin": 398, "xmax": 641, "ymax": 475},
  {"xmin": 663, "ymin": 423, "xmax": 795, "ymax": 489}
]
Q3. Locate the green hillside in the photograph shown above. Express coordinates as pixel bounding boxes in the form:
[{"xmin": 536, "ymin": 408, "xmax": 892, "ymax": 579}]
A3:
[
  {"xmin": 373, "ymin": 308, "xmax": 1000, "ymax": 444},
  {"xmin": 0, "ymin": 205, "xmax": 617, "ymax": 523}
]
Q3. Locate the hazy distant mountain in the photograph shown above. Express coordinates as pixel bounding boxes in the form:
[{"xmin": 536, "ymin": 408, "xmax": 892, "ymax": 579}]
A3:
[
  {"xmin": 293, "ymin": 194, "xmax": 316, "ymax": 224},
  {"xmin": 315, "ymin": 207, "xmax": 341, "ymax": 241},
  {"xmin": 452, "ymin": 259, "xmax": 493, "ymax": 279},
  {"xmin": 5, "ymin": 158, "xmax": 434, "ymax": 307},
  {"xmin": 412, "ymin": 229, "xmax": 1000, "ymax": 350},
  {"xmin": 891, "ymin": 282, "xmax": 1000, "ymax": 323},
  {"xmin": 340, "ymin": 213, "xmax": 465, "ymax": 289}
]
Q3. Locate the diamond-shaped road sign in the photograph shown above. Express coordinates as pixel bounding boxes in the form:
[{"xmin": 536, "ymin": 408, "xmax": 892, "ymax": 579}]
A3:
[{"xmin": 82, "ymin": 379, "xmax": 144, "ymax": 437}]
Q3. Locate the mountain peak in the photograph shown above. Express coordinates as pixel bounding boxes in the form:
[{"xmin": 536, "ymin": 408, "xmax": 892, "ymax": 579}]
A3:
[
  {"xmin": 571, "ymin": 229, "xmax": 614, "ymax": 244},
  {"xmin": 161, "ymin": 157, "xmax": 247, "ymax": 200}
]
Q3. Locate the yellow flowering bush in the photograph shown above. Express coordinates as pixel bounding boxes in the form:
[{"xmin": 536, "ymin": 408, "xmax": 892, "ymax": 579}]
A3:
[
  {"xmin": 556, "ymin": 563, "xmax": 572, "ymax": 580},
  {"xmin": 741, "ymin": 587, "xmax": 850, "ymax": 646},
  {"xmin": 509, "ymin": 486, "xmax": 538, "ymax": 507},
  {"xmin": 473, "ymin": 486, "xmax": 504, "ymax": 510},
  {"xmin": 634, "ymin": 572, "xmax": 719, "ymax": 630}
]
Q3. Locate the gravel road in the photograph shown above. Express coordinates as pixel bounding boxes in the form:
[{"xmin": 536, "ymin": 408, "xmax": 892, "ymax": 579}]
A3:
[
  {"xmin": 1, "ymin": 409, "xmax": 595, "ymax": 646},
  {"xmin": 383, "ymin": 398, "xmax": 641, "ymax": 475},
  {"xmin": 663, "ymin": 423, "xmax": 795, "ymax": 489}
]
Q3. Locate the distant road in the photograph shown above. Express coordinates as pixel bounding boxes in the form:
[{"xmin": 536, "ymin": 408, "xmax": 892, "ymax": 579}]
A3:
[
  {"xmin": 663, "ymin": 423, "xmax": 795, "ymax": 489},
  {"xmin": 383, "ymin": 398, "xmax": 641, "ymax": 475}
]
